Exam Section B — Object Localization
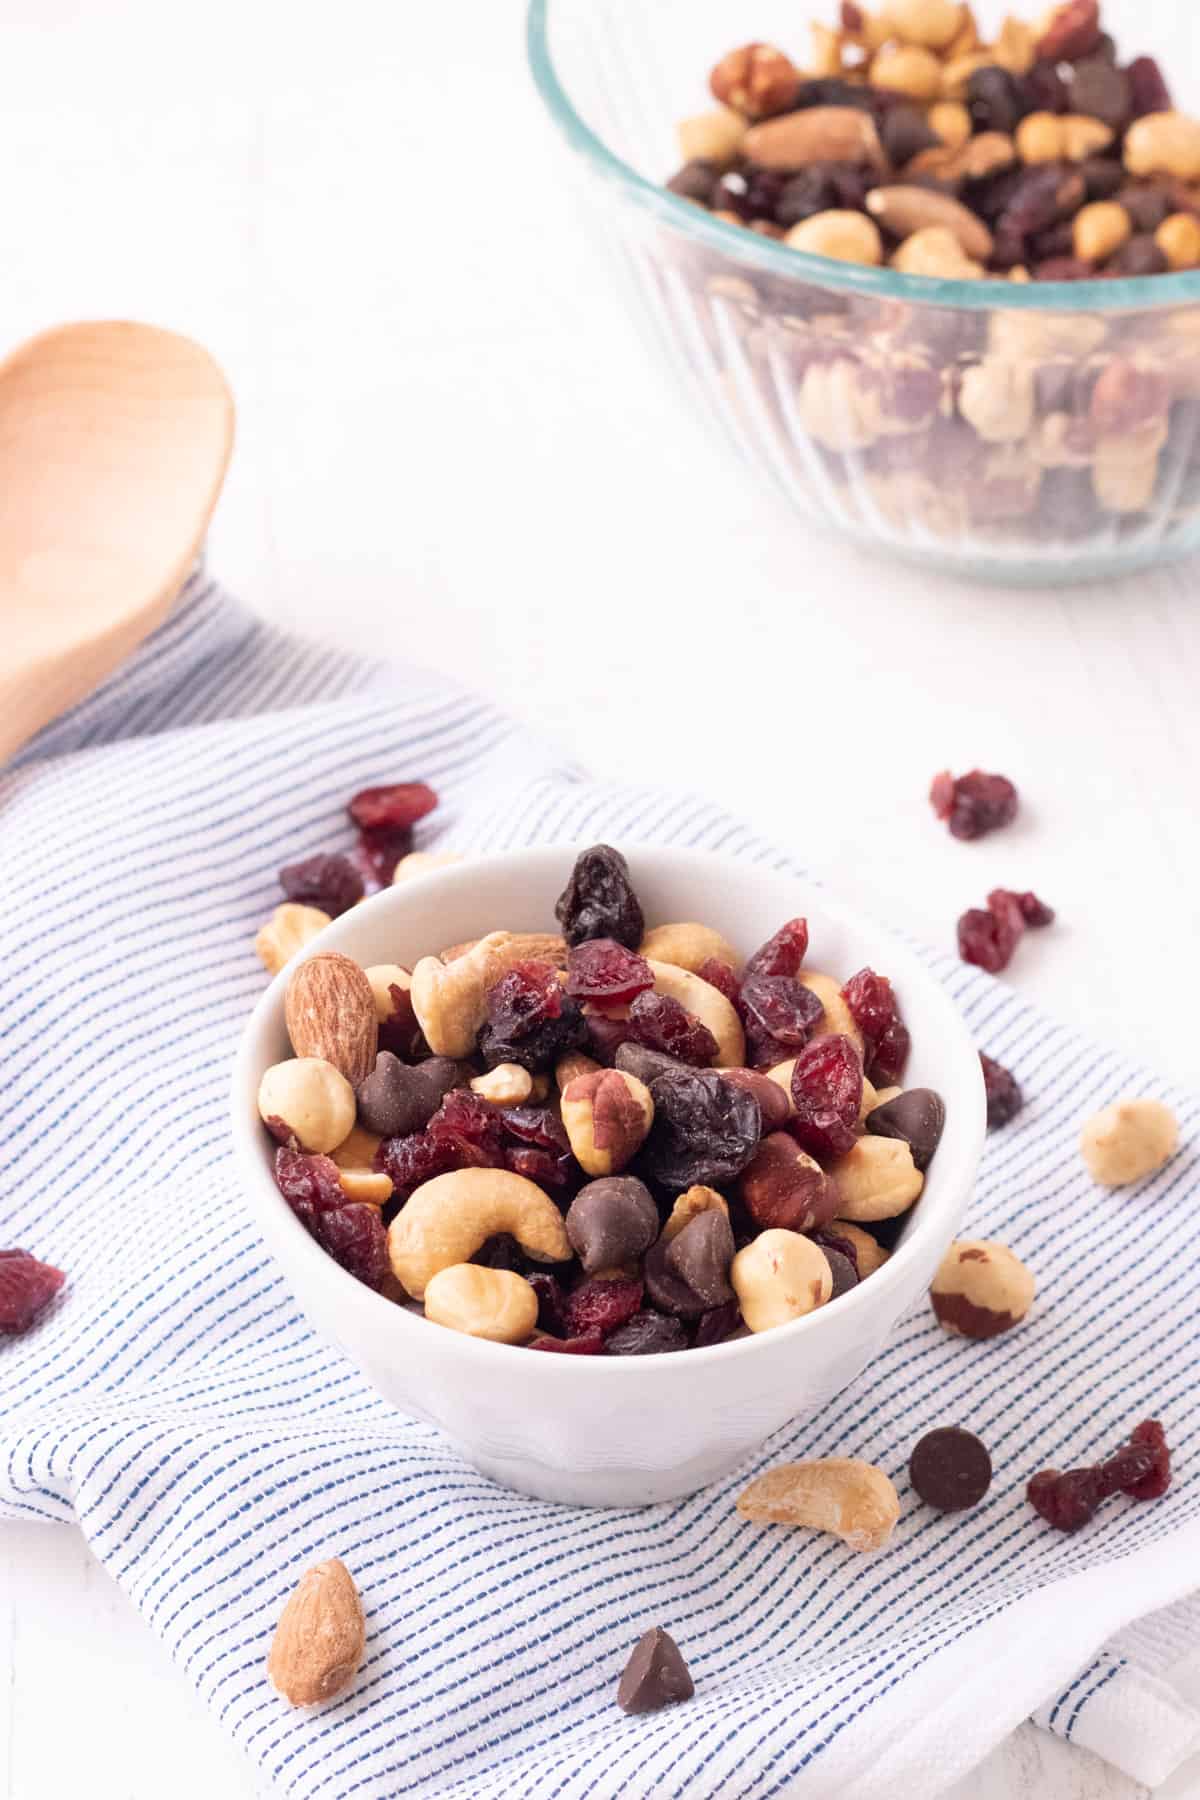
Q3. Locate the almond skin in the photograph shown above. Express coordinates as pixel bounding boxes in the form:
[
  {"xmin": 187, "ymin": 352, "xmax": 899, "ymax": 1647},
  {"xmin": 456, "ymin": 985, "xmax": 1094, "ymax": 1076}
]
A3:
[
  {"xmin": 743, "ymin": 107, "xmax": 885, "ymax": 171},
  {"xmin": 285, "ymin": 951, "xmax": 378, "ymax": 1086},
  {"xmin": 268, "ymin": 1559, "xmax": 365, "ymax": 1706}
]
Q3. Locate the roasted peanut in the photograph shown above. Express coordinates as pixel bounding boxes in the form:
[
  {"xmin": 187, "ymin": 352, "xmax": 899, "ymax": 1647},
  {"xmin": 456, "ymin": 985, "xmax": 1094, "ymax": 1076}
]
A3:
[
  {"xmin": 785, "ymin": 209, "xmax": 884, "ymax": 265},
  {"xmin": 387, "ymin": 1167, "xmax": 571, "ymax": 1298},
  {"xmin": 424, "ymin": 1264, "xmax": 538, "ymax": 1344},
  {"xmin": 470, "ymin": 1062, "xmax": 533, "ymax": 1107},
  {"xmin": 928, "ymin": 100, "xmax": 971, "ymax": 150},
  {"xmin": 1080, "ymin": 1098, "xmax": 1179, "ymax": 1186},
  {"xmin": 829, "ymin": 1136, "xmax": 923, "ymax": 1221},
  {"xmin": 869, "ymin": 44, "xmax": 942, "ymax": 101},
  {"xmin": 638, "ymin": 922, "xmax": 740, "ymax": 975},
  {"xmin": 891, "ymin": 226, "xmax": 986, "ymax": 278},
  {"xmin": 561, "ymin": 1069, "xmax": 654, "ymax": 1176},
  {"xmin": 1125, "ymin": 112, "xmax": 1200, "ymax": 183},
  {"xmin": 958, "ymin": 358, "xmax": 1036, "ymax": 442},
  {"xmin": 737, "ymin": 1458, "xmax": 900, "ymax": 1551},
  {"xmin": 677, "ymin": 107, "xmax": 748, "ymax": 168},
  {"xmin": 731, "ymin": 1229, "xmax": 833, "ymax": 1332},
  {"xmin": 256, "ymin": 903, "xmax": 330, "ymax": 976},
  {"xmin": 1073, "ymin": 200, "xmax": 1132, "ymax": 263},
  {"xmin": 885, "ymin": 0, "xmax": 964, "ymax": 50},
  {"xmin": 807, "ymin": 21, "xmax": 844, "ymax": 78},
  {"xmin": 258, "ymin": 1057, "xmax": 356, "ymax": 1155},
  {"xmin": 1156, "ymin": 213, "xmax": 1200, "ymax": 270},
  {"xmin": 931, "ymin": 1239, "xmax": 1034, "ymax": 1337},
  {"xmin": 330, "ymin": 1125, "xmax": 392, "ymax": 1204}
]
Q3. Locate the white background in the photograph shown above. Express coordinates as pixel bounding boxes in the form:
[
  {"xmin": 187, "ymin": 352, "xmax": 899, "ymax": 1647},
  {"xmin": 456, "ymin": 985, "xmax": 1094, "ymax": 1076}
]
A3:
[{"xmin": 2, "ymin": 0, "xmax": 1199, "ymax": 1795}]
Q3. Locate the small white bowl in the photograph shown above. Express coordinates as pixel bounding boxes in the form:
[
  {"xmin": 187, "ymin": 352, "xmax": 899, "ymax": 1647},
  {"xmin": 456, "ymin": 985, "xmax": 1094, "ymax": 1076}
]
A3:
[{"xmin": 232, "ymin": 846, "xmax": 986, "ymax": 1507}]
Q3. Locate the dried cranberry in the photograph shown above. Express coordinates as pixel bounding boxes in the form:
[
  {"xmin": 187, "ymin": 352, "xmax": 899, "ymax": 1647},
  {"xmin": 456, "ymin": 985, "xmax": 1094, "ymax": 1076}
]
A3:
[
  {"xmin": 957, "ymin": 897, "xmax": 1024, "ymax": 973},
  {"xmin": 1028, "ymin": 1467, "xmax": 1102, "ymax": 1531},
  {"xmin": 980, "ymin": 1053, "xmax": 1024, "ymax": 1129},
  {"xmin": 880, "ymin": 103, "xmax": 940, "ymax": 168},
  {"xmin": 1028, "ymin": 1420, "xmax": 1171, "ymax": 1531},
  {"xmin": 738, "ymin": 975, "xmax": 824, "ymax": 1057},
  {"xmin": 377, "ymin": 981, "xmax": 421, "ymax": 1059},
  {"xmin": 870, "ymin": 1017, "xmax": 912, "ymax": 1087},
  {"xmin": 696, "ymin": 957, "xmax": 741, "ymax": 1006},
  {"xmin": 604, "ymin": 1312, "xmax": 687, "ymax": 1355},
  {"xmin": 527, "ymin": 1270, "xmax": 569, "ymax": 1336},
  {"xmin": 278, "ymin": 852, "xmax": 364, "ymax": 918},
  {"xmin": 566, "ymin": 939, "xmax": 654, "ymax": 1006},
  {"xmin": 628, "ymin": 991, "xmax": 718, "ymax": 1066},
  {"xmin": 480, "ymin": 961, "xmax": 586, "ymax": 1072},
  {"xmin": 0, "ymin": 1250, "xmax": 66, "ymax": 1335},
  {"xmin": 842, "ymin": 968, "xmax": 910, "ymax": 1085},
  {"xmin": 744, "ymin": 918, "xmax": 809, "ymax": 980},
  {"xmin": 504, "ymin": 1146, "xmax": 576, "ymax": 1192},
  {"xmin": 348, "ymin": 782, "xmax": 438, "ymax": 833},
  {"xmin": 428, "ymin": 1090, "xmax": 505, "ymax": 1157},
  {"xmin": 692, "ymin": 1301, "xmax": 743, "ymax": 1348},
  {"xmin": 376, "ymin": 1129, "xmax": 459, "ymax": 1198},
  {"xmin": 930, "ymin": 769, "xmax": 1019, "ymax": 840},
  {"xmin": 355, "ymin": 824, "xmax": 413, "ymax": 887},
  {"xmin": 502, "ymin": 1106, "xmax": 571, "ymax": 1152},
  {"xmin": 789, "ymin": 1035, "xmax": 863, "ymax": 1160},
  {"xmin": 312, "ymin": 1203, "xmax": 388, "ymax": 1289},
  {"xmin": 566, "ymin": 1276, "xmax": 644, "ymax": 1339},
  {"xmin": 1125, "ymin": 1419, "xmax": 1172, "ymax": 1500},
  {"xmin": 642, "ymin": 1068, "xmax": 762, "ymax": 1192},
  {"xmin": 1126, "ymin": 56, "xmax": 1172, "ymax": 119},
  {"xmin": 555, "ymin": 845, "xmax": 644, "ymax": 949},
  {"xmin": 530, "ymin": 1333, "xmax": 604, "ymax": 1354},
  {"xmin": 988, "ymin": 888, "xmax": 1056, "ymax": 928},
  {"xmin": 273, "ymin": 1145, "xmax": 346, "ymax": 1225}
]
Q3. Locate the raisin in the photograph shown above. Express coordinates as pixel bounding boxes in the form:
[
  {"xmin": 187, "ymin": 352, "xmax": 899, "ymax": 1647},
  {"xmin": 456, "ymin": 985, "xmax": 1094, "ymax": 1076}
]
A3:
[
  {"xmin": 738, "ymin": 975, "xmax": 824, "ymax": 1057},
  {"xmin": 1107, "ymin": 237, "xmax": 1169, "ymax": 276},
  {"xmin": 273, "ymin": 1145, "xmax": 346, "ymax": 1226},
  {"xmin": 313, "ymin": 1204, "xmax": 388, "ymax": 1289},
  {"xmin": 880, "ymin": 103, "xmax": 940, "ymax": 167},
  {"xmin": 604, "ymin": 1312, "xmax": 688, "ymax": 1355},
  {"xmin": 529, "ymin": 1333, "xmax": 604, "ymax": 1354},
  {"xmin": 1124, "ymin": 1419, "xmax": 1172, "ymax": 1500},
  {"xmin": 930, "ymin": 769, "xmax": 1019, "ymax": 839},
  {"xmin": 696, "ymin": 957, "xmax": 741, "ymax": 1006},
  {"xmin": 744, "ymin": 918, "xmax": 809, "ymax": 980},
  {"xmin": 278, "ymin": 852, "xmax": 364, "ymax": 918},
  {"xmin": 1023, "ymin": 58, "xmax": 1069, "ymax": 114},
  {"xmin": 472, "ymin": 1234, "xmax": 529, "ymax": 1274},
  {"xmin": 0, "ymin": 1250, "xmax": 67, "ymax": 1335},
  {"xmin": 967, "ymin": 66, "xmax": 1032, "ymax": 135},
  {"xmin": 789, "ymin": 1036, "xmax": 864, "ymax": 1160},
  {"xmin": 980, "ymin": 1053, "xmax": 1024, "ymax": 1129},
  {"xmin": 377, "ymin": 982, "xmax": 421, "ymax": 1060},
  {"xmin": 347, "ymin": 782, "xmax": 438, "ymax": 833},
  {"xmin": 1126, "ymin": 56, "xmax": 1172, "ymax": 119},
  {"xmin": 527, "ymin": 1270, "xmax": 570, "ymax": 1336},
  {"xmin": 565, "ymin": 939, "xmax": 654, "ymax": 1006},
  {"xmin": 480, "ymin": 961, "xmax": 586, "ymax": 1072},
  {"xmin": 566, "ymin": 1276, "xmax": 644, "ymax": 1339},
  {"xmin": 555, "ymin": 845, "xmax": 645, "ymax": 949},
  {"xmin": 842, "ymin": 968, "xmax": 910, "ymax": 1085},
  {"xmin": 642, "ymin": 1068, "xmax": 762, "ymax": 1192},
  {"xmin": 628, "ymin": 991, "xmax": 718, "ymax": 1066}
]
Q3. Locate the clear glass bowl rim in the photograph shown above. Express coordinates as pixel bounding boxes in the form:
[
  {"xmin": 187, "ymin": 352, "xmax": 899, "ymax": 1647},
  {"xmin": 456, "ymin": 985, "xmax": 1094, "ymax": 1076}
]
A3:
[{"xmin": 526, "ymin": 0, "xmax": 1200, "ymax": 316}]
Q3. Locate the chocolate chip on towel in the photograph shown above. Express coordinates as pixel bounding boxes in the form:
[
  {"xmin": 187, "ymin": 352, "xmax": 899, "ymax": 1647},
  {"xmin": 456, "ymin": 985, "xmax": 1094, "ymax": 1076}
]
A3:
[
  {"xmin": 909, "ymin": 1426, "xmax": 993, "ymax": 1512},
  {"xmin": 617, "ymin": 1627, "xmax": 695, "ymax": 1714}
]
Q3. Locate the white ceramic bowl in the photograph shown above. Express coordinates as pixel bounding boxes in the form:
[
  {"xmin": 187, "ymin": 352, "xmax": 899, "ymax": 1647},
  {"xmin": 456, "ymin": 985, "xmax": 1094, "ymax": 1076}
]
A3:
[{"xmin": 232, "ymin": 846, "xmax": 986, "ymax": 1507}]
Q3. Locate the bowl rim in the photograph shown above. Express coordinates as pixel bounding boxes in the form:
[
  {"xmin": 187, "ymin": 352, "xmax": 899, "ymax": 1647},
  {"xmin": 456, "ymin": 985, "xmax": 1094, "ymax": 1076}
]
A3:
[
  {"xmin": 233, "ymin": 845, "xmax": 987, "ymax": 1373},
  {"xmin": 525, "ymin": 0, "xmax": 1200, "ymax": 316}
]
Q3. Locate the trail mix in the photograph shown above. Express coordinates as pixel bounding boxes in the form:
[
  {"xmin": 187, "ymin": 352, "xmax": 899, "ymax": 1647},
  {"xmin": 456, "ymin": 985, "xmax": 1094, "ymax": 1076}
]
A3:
[
  {"xmin": 257, "ymin": 843, "xmax": 945, "ymax": 1353},
  {"xmin": 670, "ymin": 2, "xmax": 1192, "ymax": 281}
]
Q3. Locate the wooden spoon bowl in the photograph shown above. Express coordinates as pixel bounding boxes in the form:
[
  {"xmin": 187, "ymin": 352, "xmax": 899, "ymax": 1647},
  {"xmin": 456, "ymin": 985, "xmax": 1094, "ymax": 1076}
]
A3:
[{"xmin": 0, "ymin": 320, "xmax": 234, "ymax": 763}]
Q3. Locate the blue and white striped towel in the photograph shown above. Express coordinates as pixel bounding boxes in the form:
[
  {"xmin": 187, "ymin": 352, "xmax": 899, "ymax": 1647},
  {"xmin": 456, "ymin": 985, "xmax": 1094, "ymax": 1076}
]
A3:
[{"xmin": 3, "ymin": 573, "xmax": 1199, "ymax": 1800}]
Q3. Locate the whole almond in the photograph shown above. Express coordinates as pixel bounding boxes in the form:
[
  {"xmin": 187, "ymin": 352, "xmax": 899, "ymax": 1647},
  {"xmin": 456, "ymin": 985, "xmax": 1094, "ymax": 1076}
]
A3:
[
  {"xmin": 285, "ymin": 951, "xmax": 378, "ymax": 1085},
  {"xmin": 268, "ymin": 1559, "xmax": 365, "ymax": 1707},
  {"xmin": 866, "ymin": 185, "xmax": 993, "ymax": 260},
  {"xmin": 743, "ymin": 107, "xmax": 885, "ymax": 172}
]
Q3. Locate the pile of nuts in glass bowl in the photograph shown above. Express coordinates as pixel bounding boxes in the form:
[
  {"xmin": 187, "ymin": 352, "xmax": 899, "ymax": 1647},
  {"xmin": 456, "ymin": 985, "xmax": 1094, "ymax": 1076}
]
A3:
[{"xmin": 255, "ymin": 844, "xmax": 945, "ymax": 1354}]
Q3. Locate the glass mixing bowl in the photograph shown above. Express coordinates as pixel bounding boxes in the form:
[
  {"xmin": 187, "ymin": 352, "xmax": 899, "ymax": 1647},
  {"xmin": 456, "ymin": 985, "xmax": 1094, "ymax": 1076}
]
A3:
[{"xmin": 527, "ymin": 0, "xmax": 1200, "ymax": 582}]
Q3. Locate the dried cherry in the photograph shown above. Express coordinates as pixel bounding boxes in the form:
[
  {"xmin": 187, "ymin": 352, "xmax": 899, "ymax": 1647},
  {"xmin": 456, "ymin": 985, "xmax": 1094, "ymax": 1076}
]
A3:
[
  {"xmin": 555, "ymin": 845, "xmax": 645, "ymax": 949},
  {"xmin": 642, "ymin": 1068, "xmax": 762, "ymax": 1191}
]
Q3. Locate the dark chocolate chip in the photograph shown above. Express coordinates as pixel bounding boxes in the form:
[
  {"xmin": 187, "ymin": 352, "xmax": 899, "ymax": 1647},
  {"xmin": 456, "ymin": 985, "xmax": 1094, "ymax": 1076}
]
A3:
[
  {"xmin": 615, "ymin": 1041, "xmax": 691, "ymax": 1085},
  {"xmin": 866, "ymin": 1088, "xmax": 946, "ymax": 1172},
  {"xmin": 665, "ymin": 1210, "xmax": 736, "ymax": 1308},
  {"xmin": 617, "ymin": 1628, "xmax": 695, "ymax": 1714},
  {"xmin": 909, "ymin": 1426, "xmax": 993, "ymax": 1511},
  {"xmin": 667, "ymin": 160, "xmax": 718, "ymax": 205},
  {"xmin": 565, "ymin": 1178, "xmax": 660, "ymax": 1275},
  {"xmin": 823, "ymin": 1248, "xmax": 859, "ymax": 1300},
  {"xmin": 356, "ymin": 1053, "xmax": 446, "ymax": 1138},
  {"xmin": 644, "ymin": 1234, "xmax": 708, "ymax": 1318}
]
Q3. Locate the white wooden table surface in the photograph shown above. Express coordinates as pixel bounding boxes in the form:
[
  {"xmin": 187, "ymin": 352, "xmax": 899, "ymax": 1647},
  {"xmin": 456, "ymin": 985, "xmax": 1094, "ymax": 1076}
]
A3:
[{"xmin": 2, "ymin": 0, "xmax": 1199, "ymax": 1795}]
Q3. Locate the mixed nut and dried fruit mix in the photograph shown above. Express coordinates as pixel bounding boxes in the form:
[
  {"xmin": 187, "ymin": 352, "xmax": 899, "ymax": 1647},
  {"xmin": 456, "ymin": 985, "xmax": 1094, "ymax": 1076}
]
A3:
[
  {"xmin": 656, "ymin": 3, "xmax": 1200, "ymax": 546},
  {"xmin": 257, "ymin": 841, "xmax": 944, "ymax": 1355}
]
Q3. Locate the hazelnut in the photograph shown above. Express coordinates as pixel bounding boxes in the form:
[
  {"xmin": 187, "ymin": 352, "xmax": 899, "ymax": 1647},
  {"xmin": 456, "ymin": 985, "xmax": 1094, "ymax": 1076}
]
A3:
[
  {"xmin": 739, "ymin": 1132, "xmax": 837, "ymax": 1232},
  {"xmin": 829, "ymin": 1136, "xmax": 923, "ymax": 1221},
  {"xmin": 1080, "ymin": 1098, "xmax": 1179, "ymax": 1187},
  {"xmin": 709, "ymin": 43, "xmax": 800, "ymax": 119},
  {"xmin": 561, "ymin": 1069, "xmax": 654, "ymax": 1176},
  {"xmin": 257, "ymin": 1057, "xmax": 356, "ymax": 1155},
  {"xmin": 424, "ymin": 1265, "xmax": 538, "ymax": 1344},
  {"xmin": 931, "ymin": 1239, "xmax": 1035, "ymax": 1338},
  {"xmin": 731, "ymin": 1229, "xmax": 833, "ymax": 1333}
]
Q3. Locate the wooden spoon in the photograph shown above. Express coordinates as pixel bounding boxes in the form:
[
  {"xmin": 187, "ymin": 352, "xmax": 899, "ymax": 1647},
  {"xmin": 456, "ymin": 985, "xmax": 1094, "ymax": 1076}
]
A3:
[{"xmin": 0, "ymin": 320, "xmax": 235, "ymax": 764}]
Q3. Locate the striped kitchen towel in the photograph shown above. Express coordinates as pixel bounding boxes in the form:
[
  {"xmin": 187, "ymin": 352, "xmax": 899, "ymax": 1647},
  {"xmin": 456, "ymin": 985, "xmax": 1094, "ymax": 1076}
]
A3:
[{"xmin": 2, "ymin": 571, "xmax": 1199, "ymax": 1800}]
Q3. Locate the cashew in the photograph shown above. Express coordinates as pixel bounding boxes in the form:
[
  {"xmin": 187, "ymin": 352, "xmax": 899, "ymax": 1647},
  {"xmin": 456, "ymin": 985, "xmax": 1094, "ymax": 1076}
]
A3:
[
  {"xmin": 958, "ymin": 359, "xmax": 1036, "ymax": 443},
  {"xmin": 785, "ymin": 210, "xmax": 884, "ymax": 266},
  {"xmin": 829, "ymin": 1136, "xmax": 923, "ymax": 1221},
  {"xmin": 677, "ymin": 106, "xmax": 747, "ymax": 168},
  {"xmin": 1016, "ymin": 111, "xmax": 1113, "ymax": 164},
  {"xmin": 423, "ymin": 1264, "xmax": 538, "ymax": 1344},
  {"xmin": 638, "ymin": 922, "xmax": 740, "ymax": 975},
  {"xmin": 930, "ymin": 1238, "xmax": 1034, "ymax": 1337},
  {"xmin": 470, "ymin": 1063, "xmax": 533, "ymax": 1107},
  {"xmin": 766, "ymin": 1059, "xmax": 797, "ymax": 1116},
  {"xmin": 869, "ymin": 44, "xmax": 942, "ymax": 101},
  {"xmin": 556, "ymin": 1050, "xmax": 600, "ymax": 1090},
  {"xmin": 1156, "ymin": 213, "xmax": 1200, "ymax": 271},
  {"xmin": 1080, "ymin": 1098, "xmax": 1178, "ymax": 1187},
  {"xmin": 330, "ymin": 1124, "xmax": 393, "ymax": 1204},
  {"xmin": 364, "ymin": 963, "xmax": 412, "ymax": 1024},
  {"xmin": 661, "ymin": 1184, "xmax": 729, "ymax": 1244},
  {"xmin": 940, "ymin": 52, "xmax": 994, "ymax": 100},
  {"xmin": 438, "ymin": 931, "xmax": 567, "ymax": 969},
  {"xmin": 646, "ymin": 960, "xmax": 745, "ymax": 1067},
  {"xmin": 392, "ymin": 850, "xmax": 463, "ymax": 885},
  {"xmin": 1073, "ymin": 201, "xmax": 1132, "ymax": 264},
  {"xmin": 831, "ymin": 1219, "xmax": 890, "ymax": 1276},
  {"xmin": 737, "ymin": 1458, "xmax": 900, "ymax": 1551},
  {"xmin": 1125, "ymin": 112, "xmax": 1200, "ymax": 182},
  {"xmin": 797, "ymin": 972, "xmax": 865, "ymax": 1056},
  {"xmin": 409, "ymin": 931, "xmax": 514, "ymax": 1056},
  {"xmin": 561, "ymin": 1069, "xmax": 654, "ymax": 1176},
  {"xmin": 891, "ymin": 226, "xmax": 986, "ymax": 279},
  {"xmin": 885, "ymin": 0, "xmax": 964, "ymax": 50},
  {"xmin": 387, "ymin": 1167, "xmax": 571, "ymax": 1298},
  {"xmin": 255, "ymin": 903, "xmax": 331, "ymax": 976},
  {"xmin": 731, "ymin": 1229, "xmax": 832, "ymax": 1333},
  {"xmin": 992, "ymin": 14, "xmax": 1036, "ymax": 72},
  {"xmin": 258, "ymin": 1057, "xmax": 356, "ymax": 1155}
]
